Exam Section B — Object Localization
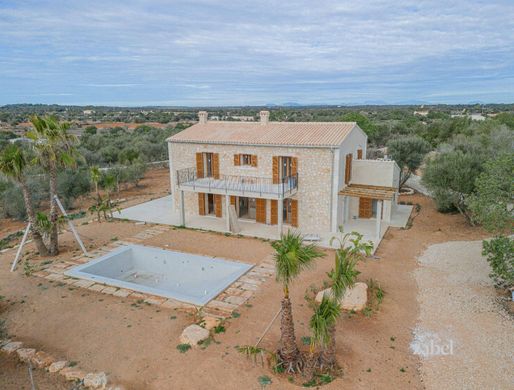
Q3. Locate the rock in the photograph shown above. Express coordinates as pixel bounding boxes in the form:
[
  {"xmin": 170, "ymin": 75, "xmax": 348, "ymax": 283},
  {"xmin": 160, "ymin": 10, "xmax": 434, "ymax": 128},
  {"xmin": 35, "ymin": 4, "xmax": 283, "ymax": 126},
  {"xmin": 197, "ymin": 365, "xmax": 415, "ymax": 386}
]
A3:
[
  {"xmin": 179, "ymin": 324, "xmax": 210, "ymax": 346},
  {"xmin": 201, "ymin": 316, "xmax": 220, "ymax": 331},
  {"xmin": 48, "ymin": 360, "xmax": 68, "ymax": 373},
  {"xmin": 1, "ymin": 341, "xmax": 23, "ymax": 354},
  {"xmin": 84, "ymin": 372, "xmax": 108, "ymax": 389},
  {"xmin": 315, "ymin": 282, "xmax": 368, "ymax": 311},
  {"xmin": 60, "ymin": 366, "xmax": 86, "ymax": 381},
  {"xmin": 16, "ymin": 348, "xmax": 36, "ymax": 362},
  {"xmin": 31, "ymin": 351, "xmax": 55, "ymax": 368}
]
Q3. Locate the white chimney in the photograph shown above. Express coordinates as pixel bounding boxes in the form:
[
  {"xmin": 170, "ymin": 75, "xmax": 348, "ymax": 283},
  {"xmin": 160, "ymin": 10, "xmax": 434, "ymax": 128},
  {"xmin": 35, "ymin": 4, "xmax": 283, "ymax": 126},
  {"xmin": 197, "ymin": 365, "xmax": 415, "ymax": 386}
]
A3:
[
  {"xmin": 198, "ymin": 111, "xmax": 208, "ymax": 124},
  {"xmin": 259, "ymin": 110, "xmax": 270, "ymax": 125}
]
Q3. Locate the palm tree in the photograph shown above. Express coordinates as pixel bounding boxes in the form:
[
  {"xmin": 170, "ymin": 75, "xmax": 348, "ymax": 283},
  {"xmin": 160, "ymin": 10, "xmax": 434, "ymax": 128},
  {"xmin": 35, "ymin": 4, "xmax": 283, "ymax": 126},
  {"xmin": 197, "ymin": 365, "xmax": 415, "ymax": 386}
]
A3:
[
  {"xmin": 304, "ymin": 295, "xmax": 341, "ymax": 381},
  {"xmin": 272, "ymin": 230, "xmax": 325, "ymax": 372},
  {"xmin": 0, "ymin": 145, "xmax": 48, "ymax": 255},
  {"xmin": 321, "ymin": 231, "xmax": 373, "ymax": 368},
  {"xmin": 27, "ymin": 115, "xmax": 79, "ymax": 255}
]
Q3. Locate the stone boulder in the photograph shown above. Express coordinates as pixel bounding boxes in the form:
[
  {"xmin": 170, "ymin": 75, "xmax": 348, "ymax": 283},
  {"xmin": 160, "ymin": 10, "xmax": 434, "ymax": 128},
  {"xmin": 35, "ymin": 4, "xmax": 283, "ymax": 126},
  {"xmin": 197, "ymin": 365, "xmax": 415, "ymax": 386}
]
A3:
[
  {"xmin": 31, "ymin": 351, "xmax": 55, "ymax": 368},
  {"xmin": 48, "ymin": 360, "xmax": 68, "ymax": 373},
  {"xmin": 16, "ymin": 348, "xmax": 36, "ymax": 362},
  {"xmin": 179, "ymin": 324, "xmax": 210, "ymax": 346},
  {"xmin": 84, "ymin": 372, "xmax": 108, "ymax": 389},
  {"xmin": 60, "ymin": 367, "xmax": 86, "ymax": 381},
  {"xmin": 1, "ymin": 341, "xmax": 23, "ymax": 354},
  {"xmin": 315, "ymin": 282, "xmax": 368, "ymax": 311}
]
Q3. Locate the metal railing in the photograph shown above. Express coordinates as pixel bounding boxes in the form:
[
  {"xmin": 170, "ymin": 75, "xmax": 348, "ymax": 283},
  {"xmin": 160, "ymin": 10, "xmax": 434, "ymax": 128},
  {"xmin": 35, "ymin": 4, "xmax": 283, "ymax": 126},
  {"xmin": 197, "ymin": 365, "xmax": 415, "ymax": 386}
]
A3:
[{"xmin": 176, "ymin": 167, "xmax": 298, "ymax": 197}]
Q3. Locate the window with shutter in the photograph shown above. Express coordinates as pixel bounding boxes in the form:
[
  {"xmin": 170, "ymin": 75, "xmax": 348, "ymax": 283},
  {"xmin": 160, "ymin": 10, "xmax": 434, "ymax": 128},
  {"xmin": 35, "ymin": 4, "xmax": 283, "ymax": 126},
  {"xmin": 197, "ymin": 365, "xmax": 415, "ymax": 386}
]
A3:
[
  {"xmin": 198, "ymin": 193, "xmax": 206, "ymax": 215},
  {"xmin": 291, "ymin": 199, "xmax": 298, "ymax": 227},
  {"xmin": 270, "ymin": 200, "xmax": 278, "ymax": 225},
  {"xmin": 214, "ymin": 195, "xmax": 222, "ymax": 217},
  {"xmin": 272, "ymin": 156, "xmax": 279, "ymax": 184},
  {"xmin": 196, "ymin": 153, "xmax": 204, "ymax": 178},
  {"xmin": 234, "ymin": 154, "xmax": 240, "ymax": 166},
  {"xmin": 212, "ymin": 153, "xmax": 220, "ymax": 179}
]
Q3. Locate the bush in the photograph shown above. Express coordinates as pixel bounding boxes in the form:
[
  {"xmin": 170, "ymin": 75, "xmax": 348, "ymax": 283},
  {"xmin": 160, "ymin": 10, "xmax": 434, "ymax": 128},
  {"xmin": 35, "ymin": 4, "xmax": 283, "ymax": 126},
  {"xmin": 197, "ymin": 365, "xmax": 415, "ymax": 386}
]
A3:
[
  {"xmin": 58, "ymin": 168, "xmax": 91, "ymax": 209},
  {"xmin": 482, "ymin": 236, "xmax": 514, "ymax": 289}
]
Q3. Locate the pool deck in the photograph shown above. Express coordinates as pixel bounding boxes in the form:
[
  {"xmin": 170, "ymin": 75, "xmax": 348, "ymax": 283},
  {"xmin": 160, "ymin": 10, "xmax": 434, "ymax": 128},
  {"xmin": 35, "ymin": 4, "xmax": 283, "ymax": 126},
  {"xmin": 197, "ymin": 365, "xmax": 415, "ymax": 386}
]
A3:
[{"xmin": 115, "ymin": 195, "xmax": 413, "ymax": 252}]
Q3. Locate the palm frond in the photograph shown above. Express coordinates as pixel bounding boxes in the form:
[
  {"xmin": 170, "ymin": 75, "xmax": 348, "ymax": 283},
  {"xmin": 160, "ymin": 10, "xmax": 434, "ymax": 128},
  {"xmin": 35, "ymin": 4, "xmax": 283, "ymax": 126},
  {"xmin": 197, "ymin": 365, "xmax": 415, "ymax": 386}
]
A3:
[{"xmin": 309, "ymin": 296, "xmax": 341, "ymax": 349}]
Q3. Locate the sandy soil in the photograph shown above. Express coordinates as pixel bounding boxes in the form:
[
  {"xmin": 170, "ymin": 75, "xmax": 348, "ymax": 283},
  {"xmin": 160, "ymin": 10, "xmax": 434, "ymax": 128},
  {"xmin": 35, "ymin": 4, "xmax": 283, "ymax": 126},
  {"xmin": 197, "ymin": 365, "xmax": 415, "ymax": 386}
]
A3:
[
  {"xmin": 0, "ymin": 192, "xmax": 489, "ymax": 390},
  {"xmin": 414, "ymin": 240, "xmax": 514, "ymax": 389}
]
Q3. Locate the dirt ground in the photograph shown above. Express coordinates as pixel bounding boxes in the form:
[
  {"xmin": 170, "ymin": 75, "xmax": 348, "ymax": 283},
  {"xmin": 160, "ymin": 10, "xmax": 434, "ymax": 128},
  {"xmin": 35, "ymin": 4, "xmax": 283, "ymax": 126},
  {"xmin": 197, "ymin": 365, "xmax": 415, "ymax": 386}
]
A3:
[
  {"xmin": 0, "ymin": 179, "xmax": 490, "ymax": 389},
  {"xmin": 414, "ymin": 240, "xmax": 514, "ymax": 389}
]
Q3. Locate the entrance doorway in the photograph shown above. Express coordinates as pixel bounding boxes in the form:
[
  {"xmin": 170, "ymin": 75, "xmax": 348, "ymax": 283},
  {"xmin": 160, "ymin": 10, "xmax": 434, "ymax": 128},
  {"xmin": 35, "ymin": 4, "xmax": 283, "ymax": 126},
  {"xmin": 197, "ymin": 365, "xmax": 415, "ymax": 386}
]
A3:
[
  {"xmin": 283, "ymin": 199, "xmax": 293, "ymax": 225},
  {"xmin": 280, "ymin": 157, "xmax": 293, "ymax": 180},
  {"xmin": 238, "ymin": 197, "xmax": 256, "ymax": 220},
  {"xmin": 204, "ymin": 153, "xmax": 214, "ymax": 178}
]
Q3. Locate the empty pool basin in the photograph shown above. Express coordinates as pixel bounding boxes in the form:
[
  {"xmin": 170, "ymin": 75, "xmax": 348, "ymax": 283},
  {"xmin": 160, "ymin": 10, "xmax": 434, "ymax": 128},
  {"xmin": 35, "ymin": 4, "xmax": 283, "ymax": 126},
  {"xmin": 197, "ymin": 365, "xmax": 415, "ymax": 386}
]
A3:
[{"xmin": 65, "ymin": 244, "xmax": 253, "ymax": 305}]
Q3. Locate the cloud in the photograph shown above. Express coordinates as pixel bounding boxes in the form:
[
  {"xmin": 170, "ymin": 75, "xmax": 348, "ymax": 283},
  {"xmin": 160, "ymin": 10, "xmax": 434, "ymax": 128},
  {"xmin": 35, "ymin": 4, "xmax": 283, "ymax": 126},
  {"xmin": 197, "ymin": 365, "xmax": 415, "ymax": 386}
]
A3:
[{"xmin": 0, "ymin": 0, "xmax": 513, "ymax": 105}]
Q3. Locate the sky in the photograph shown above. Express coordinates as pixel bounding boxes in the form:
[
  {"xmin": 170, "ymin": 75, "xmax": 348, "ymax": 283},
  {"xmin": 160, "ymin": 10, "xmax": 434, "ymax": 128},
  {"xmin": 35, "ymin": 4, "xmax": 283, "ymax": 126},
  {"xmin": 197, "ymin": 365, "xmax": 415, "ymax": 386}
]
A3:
[{"xmin": 1, "ymin": 0, "xmax": 514, "ymax": 106}]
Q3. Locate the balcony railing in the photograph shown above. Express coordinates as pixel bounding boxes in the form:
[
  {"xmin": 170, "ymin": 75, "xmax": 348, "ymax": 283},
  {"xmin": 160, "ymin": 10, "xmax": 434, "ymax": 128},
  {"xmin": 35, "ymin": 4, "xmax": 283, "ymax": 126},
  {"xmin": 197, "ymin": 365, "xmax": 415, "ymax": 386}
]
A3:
[{"xmin": 176, "ymin": 167, "xmax": 298, "ymax": 198}]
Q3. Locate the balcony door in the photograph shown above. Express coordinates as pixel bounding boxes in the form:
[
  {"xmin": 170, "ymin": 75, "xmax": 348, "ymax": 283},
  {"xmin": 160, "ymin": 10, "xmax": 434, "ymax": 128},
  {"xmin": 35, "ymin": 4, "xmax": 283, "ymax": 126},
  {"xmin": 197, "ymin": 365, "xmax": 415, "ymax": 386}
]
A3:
[
  {"xmin": 280, "ymin": 157, "xmax": 292, "ymax": 180},
  {"xmin": 204, "ymin": 153, "xmax": 214, "ymax": 178}
]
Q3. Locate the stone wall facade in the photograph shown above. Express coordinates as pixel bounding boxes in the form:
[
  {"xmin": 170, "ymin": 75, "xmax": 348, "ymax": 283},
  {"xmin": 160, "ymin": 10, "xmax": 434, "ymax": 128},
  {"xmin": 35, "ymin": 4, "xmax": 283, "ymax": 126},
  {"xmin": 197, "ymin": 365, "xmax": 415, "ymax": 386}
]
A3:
[{"xmin": 169, "ymin": 142, "xmax": 335, "ymax": 233}]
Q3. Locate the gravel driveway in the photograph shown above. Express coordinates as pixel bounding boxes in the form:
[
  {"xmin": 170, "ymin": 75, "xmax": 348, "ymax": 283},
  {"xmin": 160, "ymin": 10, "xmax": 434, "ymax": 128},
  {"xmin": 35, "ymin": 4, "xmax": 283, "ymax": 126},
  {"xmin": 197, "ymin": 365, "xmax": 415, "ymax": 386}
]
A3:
[{"xmin": 413, "ymin": 240, "xmax": 514, "ymax": 389}]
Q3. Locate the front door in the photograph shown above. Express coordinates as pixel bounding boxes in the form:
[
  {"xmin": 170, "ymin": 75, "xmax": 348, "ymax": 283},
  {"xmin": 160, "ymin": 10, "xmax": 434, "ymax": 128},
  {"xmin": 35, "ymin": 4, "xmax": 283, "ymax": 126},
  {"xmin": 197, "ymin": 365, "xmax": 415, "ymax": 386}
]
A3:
[
  {"xmin": 283, "ymin": 199, "xmax": 292, "ymax": 224},
  {"xmin": 238, "ymin": 197, "xmax": 256, "ymax": 220},
  {"xmin": 358, "ymin": 197, "xmax": 373, "ymax": 218},
  {"xmin": 280, "ymin": 157, "xmax": 292, "ymax": 180}
]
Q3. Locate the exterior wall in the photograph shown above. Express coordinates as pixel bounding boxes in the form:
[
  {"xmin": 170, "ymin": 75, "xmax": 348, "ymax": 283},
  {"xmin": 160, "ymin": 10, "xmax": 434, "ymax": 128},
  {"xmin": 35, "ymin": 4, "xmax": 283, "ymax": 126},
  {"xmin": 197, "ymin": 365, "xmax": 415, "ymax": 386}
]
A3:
[
  {"xmin": 335, "ymin": 126, "xmax": 368, "ymax": 227},
  {"xmin": 351, "ymin": 160, "xmax": 400, "ymax": 188},
  {"xmin": 169, "ymin": 142, "xmax": 334, "ymax": 233}
]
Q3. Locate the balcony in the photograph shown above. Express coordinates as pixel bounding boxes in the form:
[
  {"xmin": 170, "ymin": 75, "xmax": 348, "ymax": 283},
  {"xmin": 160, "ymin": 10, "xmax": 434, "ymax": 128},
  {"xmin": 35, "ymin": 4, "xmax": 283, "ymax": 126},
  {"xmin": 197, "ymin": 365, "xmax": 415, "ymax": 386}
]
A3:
[{"xmin": 176, "ymin": 167, "xmax": 298, "ymax": 199}]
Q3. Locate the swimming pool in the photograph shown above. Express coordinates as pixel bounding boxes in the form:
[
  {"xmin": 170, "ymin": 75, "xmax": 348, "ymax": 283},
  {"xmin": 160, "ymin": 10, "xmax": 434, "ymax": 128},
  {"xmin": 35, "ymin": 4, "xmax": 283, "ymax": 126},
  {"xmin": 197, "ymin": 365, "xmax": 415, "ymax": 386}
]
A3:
[{"xmin": 64, "ymin": 244, "xmax": 253, "ymax": 306}]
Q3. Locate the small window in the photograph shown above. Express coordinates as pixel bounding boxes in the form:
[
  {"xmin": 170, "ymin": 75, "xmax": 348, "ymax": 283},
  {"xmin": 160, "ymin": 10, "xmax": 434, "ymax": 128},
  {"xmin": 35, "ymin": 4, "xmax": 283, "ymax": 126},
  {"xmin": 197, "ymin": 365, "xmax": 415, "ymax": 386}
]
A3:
[{"xmin": 241, "ymin": 154, "xmax": 252, "ymax": 166}]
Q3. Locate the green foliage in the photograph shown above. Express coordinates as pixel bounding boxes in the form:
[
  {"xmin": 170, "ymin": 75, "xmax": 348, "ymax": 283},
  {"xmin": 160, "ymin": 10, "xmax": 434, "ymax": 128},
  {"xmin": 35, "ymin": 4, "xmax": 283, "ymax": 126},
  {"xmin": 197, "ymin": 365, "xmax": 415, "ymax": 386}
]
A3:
[
  {"xmin": 258, "ymin": 375, "xmax": 272, "ymax": 387},
  {"xmin": 468, "ymin": 154, "xmax": 514, "ymax": 233},
  {"xmin": 57, "ymin": 168, "xmax": 91, "ymax": 209},
  {"xmin": 341, "ymin": 112, "xmax": 377, "ymax": 138},
  {"xmin": 386, "ymin": 135, "xmax": 431, "ymax": 187},
  {"xmin": 422, "ymin": 149, "xmax": 483, "ymax": 221},
  {"xmin": 213, "ymin": 324, "xmax": 226, "ymax": 334},
  {"xmin": 83, "ymin": 126, "xmax": 97, "ymax": 135},
  {"xmin": 482, "ymin": 236, "xmax": 514, "ymax": 289},
  {"xmin": 176, "ymin": 343, "xmax": 191, "ymax": 353},
  {"xmin": 272, "ymin": 230, "xmax": 325, "ymax": 294},
  {"xmin": 309, "ymin": 295, "xmax": 341, "ymax": 349}
]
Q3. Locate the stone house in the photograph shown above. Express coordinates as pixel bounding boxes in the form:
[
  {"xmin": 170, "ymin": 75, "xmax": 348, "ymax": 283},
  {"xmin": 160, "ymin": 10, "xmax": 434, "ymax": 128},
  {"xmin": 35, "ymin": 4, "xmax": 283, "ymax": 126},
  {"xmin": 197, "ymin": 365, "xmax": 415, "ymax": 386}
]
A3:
[{"xmin": 167, "ymin": 111, "xmax": 405, "ymax": 244}]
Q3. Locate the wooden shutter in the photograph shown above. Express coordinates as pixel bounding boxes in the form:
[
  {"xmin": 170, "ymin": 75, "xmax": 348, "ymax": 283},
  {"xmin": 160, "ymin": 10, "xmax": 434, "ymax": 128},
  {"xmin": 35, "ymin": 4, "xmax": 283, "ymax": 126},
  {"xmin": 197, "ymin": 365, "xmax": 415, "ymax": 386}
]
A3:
[
  {"xmin": 196, "ymin": 153, "xmax": 204, "ymax": 178},
  {"xmin": 270, "ymin": 200, "xmax": 278, "ymax": 225},
  {"xmin": 234, "ymin": 154, "xmax": 240, "ymax": 166},
  {"xmin": 272, "ymin": 156, "xmax": 279, "ymax": 184},
  {"xmin": 256, "ymin": 199, "xmax": 266, "ymax": 223},
  {"xmin": 230, "ymin": 196, "xmax": 236, "ymax": 206},
  {"xmin": 291, "ymin": 199, "xmax": 298, "ymax": 227},
  {"xmin": 291, "ymin": 157, "xmax": 298, "ymax": 176},
  {"xmin": 345, "ymin": 154, "xmax": 353, "ymax": 184},
  {"xmin": 358, "ymin": 197, "xmax": 373, "ymax": 218},
  {"xmin": 251, "ymin": 155, "xmax": 258, "ymax": 167},
  {"xmin": 198, "ymin": 193, "xmax": 206, "ymax": 215},
  {"xmin": 357, "ymin": 149, "xmax": 363, "ymax": 159},
  {"xmin": 214, "ymin": 194, "xmax": 222, "ymax": 217},
  {"xmin": 212, "ymin": 153, "xmax": 220, "ymax": 179}
]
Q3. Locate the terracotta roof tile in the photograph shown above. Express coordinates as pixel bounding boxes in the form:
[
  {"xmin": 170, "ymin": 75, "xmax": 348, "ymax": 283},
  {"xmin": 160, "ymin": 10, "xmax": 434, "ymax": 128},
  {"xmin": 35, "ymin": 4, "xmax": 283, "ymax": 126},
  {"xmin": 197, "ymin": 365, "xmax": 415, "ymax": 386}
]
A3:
[{"xmin": 168, "ymin": 121, "xmax": 358, "ymax": 147}]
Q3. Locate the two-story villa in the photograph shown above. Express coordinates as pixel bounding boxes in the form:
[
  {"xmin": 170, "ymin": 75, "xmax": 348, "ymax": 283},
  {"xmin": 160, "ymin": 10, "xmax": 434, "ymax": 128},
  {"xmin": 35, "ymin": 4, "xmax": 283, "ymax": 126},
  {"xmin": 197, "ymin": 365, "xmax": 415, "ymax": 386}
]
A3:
[{"xmin": 167, "ymin": 111, "xmax": 409, "ymax": 247}]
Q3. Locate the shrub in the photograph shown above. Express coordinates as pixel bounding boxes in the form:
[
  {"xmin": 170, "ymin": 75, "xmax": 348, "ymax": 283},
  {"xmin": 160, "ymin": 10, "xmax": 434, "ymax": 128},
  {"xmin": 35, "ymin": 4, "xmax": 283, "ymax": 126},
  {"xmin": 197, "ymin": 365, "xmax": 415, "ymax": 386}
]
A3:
[{"xmin": 482, "ymin": 236, "xmax": 514, "ymax": 289}]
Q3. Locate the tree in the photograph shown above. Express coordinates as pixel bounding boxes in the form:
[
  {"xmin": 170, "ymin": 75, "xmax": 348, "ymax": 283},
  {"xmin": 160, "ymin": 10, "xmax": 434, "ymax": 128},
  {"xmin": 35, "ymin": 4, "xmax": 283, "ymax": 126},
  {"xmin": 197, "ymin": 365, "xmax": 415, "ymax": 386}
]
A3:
[
  {"xmin": 0, "ymin": 145, "xmax": 48, "ymax": 255},
  {"xmin": 387, "ymin": 135, "xmax": 431, "ymax": 188},
  {"xmin": 341, "ymin": 112, "xmax": 376, "ymax": 139},
  {"xmin": 28, "ymin": 115, "xmax": 80, "ymax": 255},
  {"xmin": 272, "ymin": 231, "xmax": 325, "ymax": 372},
  {"xmin": 304, "ymin": 295, "xmax": 340, "ymax": 382},
  {"xmin": 467, "ymin": 154, "xmax": 514, "ymax": 233},
  {"xmin": 321, "ymin": 231, "xmax": 373, "ymax": 368},
  {"xmin": 422, "ymin": 150, "xmax": 483, "ymax": 223}
]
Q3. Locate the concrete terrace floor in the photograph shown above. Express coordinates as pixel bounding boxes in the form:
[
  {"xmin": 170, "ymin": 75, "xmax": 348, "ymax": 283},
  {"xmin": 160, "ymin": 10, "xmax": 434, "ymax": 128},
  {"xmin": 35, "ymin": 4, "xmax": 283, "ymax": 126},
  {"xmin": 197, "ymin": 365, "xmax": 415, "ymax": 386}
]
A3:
[{"xmin": 114, "ymin": 195, "xmax": 412, "ymax": 251}]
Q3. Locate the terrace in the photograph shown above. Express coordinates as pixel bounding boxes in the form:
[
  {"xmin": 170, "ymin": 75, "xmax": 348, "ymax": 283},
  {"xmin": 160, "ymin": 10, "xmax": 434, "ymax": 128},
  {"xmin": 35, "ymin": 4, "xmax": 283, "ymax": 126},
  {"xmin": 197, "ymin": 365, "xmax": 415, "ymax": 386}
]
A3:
[{"xmin": 176, "ymin": 167, "xmax": 298, "ymax": 200}]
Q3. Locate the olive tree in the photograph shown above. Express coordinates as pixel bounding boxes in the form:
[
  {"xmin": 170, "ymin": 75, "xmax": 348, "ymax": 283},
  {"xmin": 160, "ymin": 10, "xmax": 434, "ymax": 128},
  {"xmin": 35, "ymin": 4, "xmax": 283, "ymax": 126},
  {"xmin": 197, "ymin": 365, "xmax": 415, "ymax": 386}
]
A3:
[{"xmin": 386, "ymin": 135, "xmax": 431, "ymax": 188}]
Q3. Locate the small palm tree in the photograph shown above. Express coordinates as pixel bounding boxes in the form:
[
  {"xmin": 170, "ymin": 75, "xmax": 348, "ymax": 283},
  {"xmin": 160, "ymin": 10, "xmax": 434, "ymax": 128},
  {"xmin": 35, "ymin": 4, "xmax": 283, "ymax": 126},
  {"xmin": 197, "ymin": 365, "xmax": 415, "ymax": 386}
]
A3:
[
  {"xmin": 0, "ymin": 145, "xmax": 48, "ymax": 255},
  {"xmin": 321, "ymin": 230, "xmax": 373, "ymax": 368},
  {"xmin": 272, "ymin": 230, "xmax": 325, "ymax": 372},
  {"xmin": 28, "ymin": 115, "xmax": 80, "ymax": 255},
  {"xmin": 304, "ymin": 295, "xmax": 341, "ymax": 381}
]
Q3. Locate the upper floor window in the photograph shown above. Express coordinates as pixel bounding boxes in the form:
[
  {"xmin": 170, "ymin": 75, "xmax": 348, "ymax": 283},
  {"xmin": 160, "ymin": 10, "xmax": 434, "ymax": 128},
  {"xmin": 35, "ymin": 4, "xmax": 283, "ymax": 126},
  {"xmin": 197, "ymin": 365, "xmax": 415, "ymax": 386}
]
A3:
[{"xmin": 234, "ymin": 153, "xmax": 257, "ymax": 167}]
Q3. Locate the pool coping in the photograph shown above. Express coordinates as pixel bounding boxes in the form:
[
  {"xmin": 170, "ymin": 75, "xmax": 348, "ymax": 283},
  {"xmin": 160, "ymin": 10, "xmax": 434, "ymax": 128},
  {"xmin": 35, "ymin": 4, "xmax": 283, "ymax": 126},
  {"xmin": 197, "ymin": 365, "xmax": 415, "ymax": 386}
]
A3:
[
  {"xmin": 32, "ymin": 224, "xmax": 277, "ymax": 319},
  {"xmin": 64, "ymin": 243, "xmax": 254, "ymax": 306}
]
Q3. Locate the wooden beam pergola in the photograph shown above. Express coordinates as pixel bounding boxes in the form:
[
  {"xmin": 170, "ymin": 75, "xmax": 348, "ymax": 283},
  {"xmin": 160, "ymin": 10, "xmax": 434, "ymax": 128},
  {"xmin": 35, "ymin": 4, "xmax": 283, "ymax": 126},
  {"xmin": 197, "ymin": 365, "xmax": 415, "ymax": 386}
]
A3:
[{"xmin": 339, "ymin": 184, "xmax": 396, "ymax": 200}]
